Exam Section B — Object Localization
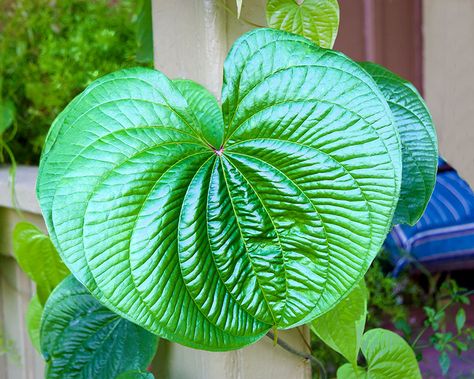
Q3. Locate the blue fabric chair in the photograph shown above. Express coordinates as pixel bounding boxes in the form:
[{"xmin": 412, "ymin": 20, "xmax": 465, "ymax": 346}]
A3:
[{"xmin": 385, "ymin": 158, "xmax": 474, "ymax": 275}]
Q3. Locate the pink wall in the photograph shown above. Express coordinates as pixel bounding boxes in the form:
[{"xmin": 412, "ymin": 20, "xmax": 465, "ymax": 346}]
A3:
[{"xmin": 335, "ymin": 0, "xmax": 423, "ymax": 92}]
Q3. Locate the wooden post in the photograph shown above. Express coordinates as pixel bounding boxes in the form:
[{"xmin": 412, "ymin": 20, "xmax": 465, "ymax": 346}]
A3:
[
  {"xmin": 0, "ymin": 167, "xmax": 45, "ymax": 379},
  {"xmin": 152, "ymin": 0, "xmax": 227, "ymax": 98},
  {"xmin": 151, "ymin": 1, "xmax": 312, "ymax": 378}
]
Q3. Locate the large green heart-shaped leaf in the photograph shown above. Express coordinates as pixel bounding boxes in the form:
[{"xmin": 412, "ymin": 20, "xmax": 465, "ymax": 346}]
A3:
[
  {"xmin": 337, "ymin": 328, "xmax": 421, "ymax": 379},
  {"xmin": 311, "ymin": 279, "xmax": 367, "ymax": 365},
  {"xmin": 37, "ymin": 28, "xmax": 402, "ymax": 350},
  {"xmin": 41, "ymin": 276, "xmax": 158, "ymax": 379},
  {"xmin": 13, "ymin": 222, "xmax": 69, "ymax": 304},
  {"xmin": 266, "ymin": 0, "xmax": 340, "ymax": 48},
  {"xmin": 359, "ymin": 62, "xmax": 438, "ymax": 226}
]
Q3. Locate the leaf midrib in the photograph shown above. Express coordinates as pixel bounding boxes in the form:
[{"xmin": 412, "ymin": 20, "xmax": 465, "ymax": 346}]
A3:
[
  {"xmin": 219, "ymin": 157, "xmax": 279, "ymax": 326},
  {"xmin": 223, "ymin": 156, "xmax": 289, "ymax": 324}
]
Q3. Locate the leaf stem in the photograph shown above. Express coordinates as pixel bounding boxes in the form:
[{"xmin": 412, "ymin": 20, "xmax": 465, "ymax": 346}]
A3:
[{"xmin": 266, "ymin": 331, "xmax": 326, "ymax": 379}]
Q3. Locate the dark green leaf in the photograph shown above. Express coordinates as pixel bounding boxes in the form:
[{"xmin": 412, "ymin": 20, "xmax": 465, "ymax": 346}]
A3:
[
  {"xmin": 394, "ymin": 318, "xmax": 412, "ymax": 337},
  {"xmin": 311, "ymin": 280, "xmax": 367, "ymax": 365},
  {"xmin": 41, "ymin": 276, "xmax": 158, "ymax": 379},
  {"xmin": 456, "ymin": 308, "xmax": 466, "ymax": 333},
  {"xmin": 26, "ymin": 295, "xmax": 43, "ymax": 352},
  {"xmin": 359, "ymin": 62, "xmax": 438, "ymax": 225},
  {"xmin": 266, "ymin": 0, "xmax": 340, "ymax": 48},
  {"xmin": 439, "ymin": 351, "xmax": 450, "ymax": 375},
  {"xmin": 136, "ymin": 0, "xmax": 153, "ymax": 63},
  {"xmin": 37, "ymin": 28, "xmax": 402, "ymax": 350},
  {"xmin": 416, "ymin": 351, "xmax": 423, "ymax": 362},
  {"xmin": 13, "ymin": 222, "xmax": 69, "ymax": 304}
]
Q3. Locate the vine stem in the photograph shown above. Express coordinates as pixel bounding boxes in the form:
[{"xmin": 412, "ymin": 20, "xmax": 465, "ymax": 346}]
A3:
[
  {"xmin": 296, "ymin": 326, "xmax": 312, "ymax": 352},
  {"xmin": 266, "ymin": 331, "xmax": 327, "ymax": 379}
]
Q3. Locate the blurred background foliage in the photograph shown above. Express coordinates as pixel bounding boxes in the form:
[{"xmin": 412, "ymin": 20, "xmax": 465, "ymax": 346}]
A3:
[
  {"xmin": 311, "ymin": 252, "xmax": 474, "ymax": 378},
  {"xmin": 0, "ymin": 0, "xmax": 152, "ymax": 165}
]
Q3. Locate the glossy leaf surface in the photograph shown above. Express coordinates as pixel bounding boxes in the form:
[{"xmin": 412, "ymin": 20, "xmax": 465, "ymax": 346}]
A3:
[
  {"xmin": 360, "ymin": 62, "xmax": 438, "ymax": 225},
  {"xmin": 337, "ymin": 328, "xmax": 421, "ymax": 379},
  {"xmin": 41, "ymin": 276, "xmax": 158, "ymax": 379},
  {"xmin": 311, "ymin": 280, "xmax": 367, "ymax": 365},
  {"xmin": 37, "ymin": 28, "xmax": 402, "ymax": 350},
  {"xmin": 26, "ymin": 295, "xmax": 43, "ymax": 352},
  {"xmin": 266, "ymin": 0, "xmax": 339, "ymax": 48},
  {"xmin": 13, "ymin": 222, "xmax": 69, "ymax": 304}
]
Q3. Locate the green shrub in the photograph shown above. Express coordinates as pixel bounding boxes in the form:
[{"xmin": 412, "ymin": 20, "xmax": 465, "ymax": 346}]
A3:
[{"xmin": 0, "ymin": 0, "xmax": 149, "ymax": 164}]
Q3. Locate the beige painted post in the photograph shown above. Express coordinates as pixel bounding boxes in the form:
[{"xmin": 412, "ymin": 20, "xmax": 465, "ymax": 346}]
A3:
[
  {"xmin": 151, "ymin": 1, "xmax": 312, "ymax": 378},
  {"xmin": 423, "ymin": 0, "xmax": 474, "ymax": 186},
  {"xmin": 0, "ymin": 167, "xmax": 45, "ymax": 379}
]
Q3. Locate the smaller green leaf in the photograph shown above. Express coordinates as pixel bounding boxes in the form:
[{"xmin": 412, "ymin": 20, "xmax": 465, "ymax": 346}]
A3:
[
  {"xmin": 136, "ymin": 0, "xmax": 154, "ymax": 63},
  {"xmin": 13, "ymin": 222, "xmax": 69, "ymax": 305},
  {"xmin": 454, "ymin": 340, "xmax": 468, "ymax": 353},
  {"xmin": 26, "ymin": 295, "xmax": 43, "ymax": 352},
  {"xmin": 338, "ymin": 328, "xmax": 421, "ymax": 379},
  {"xmin": 311, "ymin": 280, "xmax": 367, "ymax": 365},
  {"xmin": 394, "ymin": 318, "xmax": 412, "ymax": 338},
  {"xmin": 337, "ymin": 364, "xmax": 367, "ymax": 379},
  {"xmin": 236, "ymin": 0, "xmax": 243, "ymax": 18},
  {"xmin": 459, "ymin": 295, "xmax": 470, "ymax": 305},
  {"xmin": 362, "ymin": 329, "xmax": 421, "ymax": 379},
  {"xmin": 456, "ymin": 309, "xmax": 466, "ymax": 333},
  {"xmin": 266, "ymin": 0, "xmax": 340, "ymax": 48},
  {"xmin": 439, "ymin": 351, "xmax": 451, "ymax": 375},
  {"xmin": 41, "ymin": 276, "xmax": 159, "ymax": 379},
  {"xmin": 116, "ymin": 371, "xmax": 155, "ymax": 379},
  {"xmin": 0, "ymin": 99, "xmax": 15, "ymax": 135},
  {"xmin": 423, "ymin": 306, "xmax": 436, "ymax": 319}
]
